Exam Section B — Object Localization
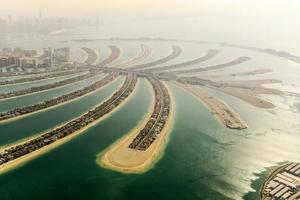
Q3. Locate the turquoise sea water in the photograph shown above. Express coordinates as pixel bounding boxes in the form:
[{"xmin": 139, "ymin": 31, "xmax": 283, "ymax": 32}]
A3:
[
  {"xmin": 0, "ymin": 78, "xmax": 248, "ymax": 200},
  {"xmin": 0, "ymin": 77, "xmax": 123, "ymax": 147},
  {"xmin": 0, "ymin": 72, "xmax": 87, "ymax": 94},
  {"xmin": 0, "ymin": 74, "xmax": 105, "ymax": 112}
]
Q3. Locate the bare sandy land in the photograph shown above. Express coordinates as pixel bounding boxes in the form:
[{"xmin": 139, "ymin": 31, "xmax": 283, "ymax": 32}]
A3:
[
  {"xmin": 214, "ymin": 86, "xmax": 276, "ymax": 109},
  {"xmin": 0, "ymin": 76, "xmax": 118, "ymax": 124},
  {"xmin": 209, "ymin": 79, "xmax": 282, "ymax": 109},
  {"xmin": 198, "ymin": 69, "xmax": 273, "ymax": 79},
  {"xmin": 0, "ymin": 79, "xmax": 138, "ymax": 175},
  {"xmin": 218, "ymin": 79, "xmax": 281, "ymax": 91},
  {"xmin": 98, "ymin": 83, "xmax": 175, "ymax": 174},
  {"xmin": 176, "ymin": 82, "xmax": 247, "ymax": 129}
]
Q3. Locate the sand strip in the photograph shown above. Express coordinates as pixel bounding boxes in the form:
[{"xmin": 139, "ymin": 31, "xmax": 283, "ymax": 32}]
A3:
[
  {"xmin": 0, "ymin": 74, "xmax": 118, "ymax": 124},
  {"xmin": 129, "ymin": 45, "xmax": 182, "ymax": 70},
  {"xmin": 0, "ymin": 78, "xmax": 139, "ymax": 175},
  {"xmin": 175, "ymin": 82, "xmax": 247, "ymax": 129},
  {"xmin": 0, "ymin": 70, "xmax": 87, "ymax": 87},
  {"xmin": 112, "ymin": 45, "xmax": 151, "ymax": 68},
  {"xmin": 82, "ymin": 47, "xmax": 98, "ymax": 65},
  {"xmin": 144, "ymin": 49, "xmax": 220, "ymax": 73},
  {"xmin": 96, "ymin": 45, "xmax": 121, "ymax": 67},
  {"xmin": 0, "ymin": 72, "xmax": 97, "ymax": 102},
  {"xmin": 99, "ymin": 82, "xmax": 175, "ymax": 174}
]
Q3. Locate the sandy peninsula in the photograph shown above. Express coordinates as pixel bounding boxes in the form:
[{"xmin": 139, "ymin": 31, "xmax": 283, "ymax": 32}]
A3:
[
  {"xmin": 98, "ymin": 83, "xmax": 175, "ymax": 174},
  {"xmin": 97, "ymin": 45, "xmax": 122, "ymax": 67},
  {"xmin": 112, "ymin": 45, "xmax": 151, "ymax": 68},
  {"xmin": 210, "ymin": 79, "xmax": 282, "ymax": 109},
  {"xmin": 0, "ymin": 79, "xmax": 139, "ymax": 175},
  {"xmin": 81, "ymin": 47, "xmax": 99, "ymax": 65},
  {"xmin": 176, "ymin": 82, "xmax": 247, "ymax": 129}
]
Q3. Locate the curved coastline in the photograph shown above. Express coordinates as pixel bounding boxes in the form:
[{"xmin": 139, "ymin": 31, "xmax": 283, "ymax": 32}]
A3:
[
  {"xmin": 0, "ymin": 70, "xmax": 86, "ymax": 87},
  {"xmin": 112, "ymin": 45, "xmax": 151, "ymax": 68},
  {"xmin": 81, "ymin": 47, "xmax": 98, "ymax": 65},
  {"xmin": 96, "ymin": 45, "xmax": 121, "ymax": 67},
  {"xmin": 129, "ymin": 45, "xmax": 182, "ymax": 70},
  {"xmin": 0, "ymin": 72, "xmax": 96, "ymax": 101},
  {"xmin": 0, "ymin": 76, "xmax": 125, "ymax": 152},
  {"xmin": 98, "ymin": 83, "xmax": 175, "ymax": 174},
  {"xmin": 0, "ymin": 77, "xmax": 139, "ymax": 175},
  {"xmin": 175, "ymin": 82, "xmax": 247, "ymax": 129},
  {"xmin": 143, "ymin": 49, "xmax": 220, "ymax": 73},
  {"xmin": 0, "ymin": 74, "xmax": 118, "ymax": 124},
  {"xmin": 260, "ymin": 163, "xmax": 289, "ymax": 200}
]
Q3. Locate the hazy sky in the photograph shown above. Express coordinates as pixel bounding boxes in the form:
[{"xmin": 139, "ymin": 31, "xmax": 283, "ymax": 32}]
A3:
[{"xmin": 1, "ymin": 0, "xmax": 300, "ymax": 18}]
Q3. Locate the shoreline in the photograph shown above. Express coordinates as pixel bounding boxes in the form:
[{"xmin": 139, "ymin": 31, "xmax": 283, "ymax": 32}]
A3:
[
  {"xmin": 260, "ymin": 163, "xmax": 290, "ymax": 199},
  {"xmin": 0, "ymin": 70, "xmax": 86, "ymax": 87},
  {"xmin": 0, "ymin": 78, "xmax": 139, "ymax": 175},
  {"xmin": 112, "ymin": 45, "xmax": 151, "ymax": 68},
  {"xmin": 98, "ymin": 82, "xmax": 175, "ymax": 174},
  {"xmin": 0, "ymin": 73, "xmax": 102, "ymax": 102},
  {"xmin": 0, "ymin": 75, "xmax": 118, "ymax": 124},
  {"xmin": 212, "ymin": 86, "xmax": 276, "ymax": 109},
  {"xmin": 98, "ymin": 45, "xmax": 122, "ymax": 67},
  {"xmin": 0, "ymin": 68, "xmax": 80, "ymax": 79},
  {"xmin": 81, "ymin": 47, "xmax": 98, "ymax": 65},
  {"xmin": 0, "ymin": 76, "xmax": 125, "ymax": 151},
  {"xmin": 175, "ymin": 82, "xmax": 247, "ymax": 129}
]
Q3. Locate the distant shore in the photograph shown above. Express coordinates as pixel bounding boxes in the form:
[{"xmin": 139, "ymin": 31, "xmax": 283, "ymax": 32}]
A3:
[{"xmin": 98, "ymin": 83, "xmax": 175, "ymax": 174}]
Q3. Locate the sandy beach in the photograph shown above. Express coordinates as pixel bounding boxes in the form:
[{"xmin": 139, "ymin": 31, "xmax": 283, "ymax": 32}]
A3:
[
  {"xmin": 0, "ymin": 78, "xmax": 139, "ymax": 175},
  {"xmin": 98, "ymin": 83, "xmax": 175, "ymax": 174},
  {"xmin": 198, "ymin": 69, "xmax": 273, "ymax": 79},
  {"xmin": 209, "ymin": 79, "xmax": 282, "ymax": 109},
  {"xmin": 214, "ymin": 86, "xmax": 276, "ymax": 109},
  {"xmin": 176, "ymin": 82, "xmax": 247, "ymax": 129}
]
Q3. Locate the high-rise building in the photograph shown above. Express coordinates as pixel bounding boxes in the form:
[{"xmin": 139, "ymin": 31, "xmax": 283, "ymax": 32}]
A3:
[
  {"xmin": 0, "ymin": 57, "xmax": 19, "ymax": 68},
  {"xmin": 53, "ymin": 47, "xmax": 70, "ymax": 63}
]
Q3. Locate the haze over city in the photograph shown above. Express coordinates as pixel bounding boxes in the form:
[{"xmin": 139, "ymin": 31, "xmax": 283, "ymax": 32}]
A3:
[{"xmin": 1, "ymin": 0, "xmax": 300, "ymax": 17}]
